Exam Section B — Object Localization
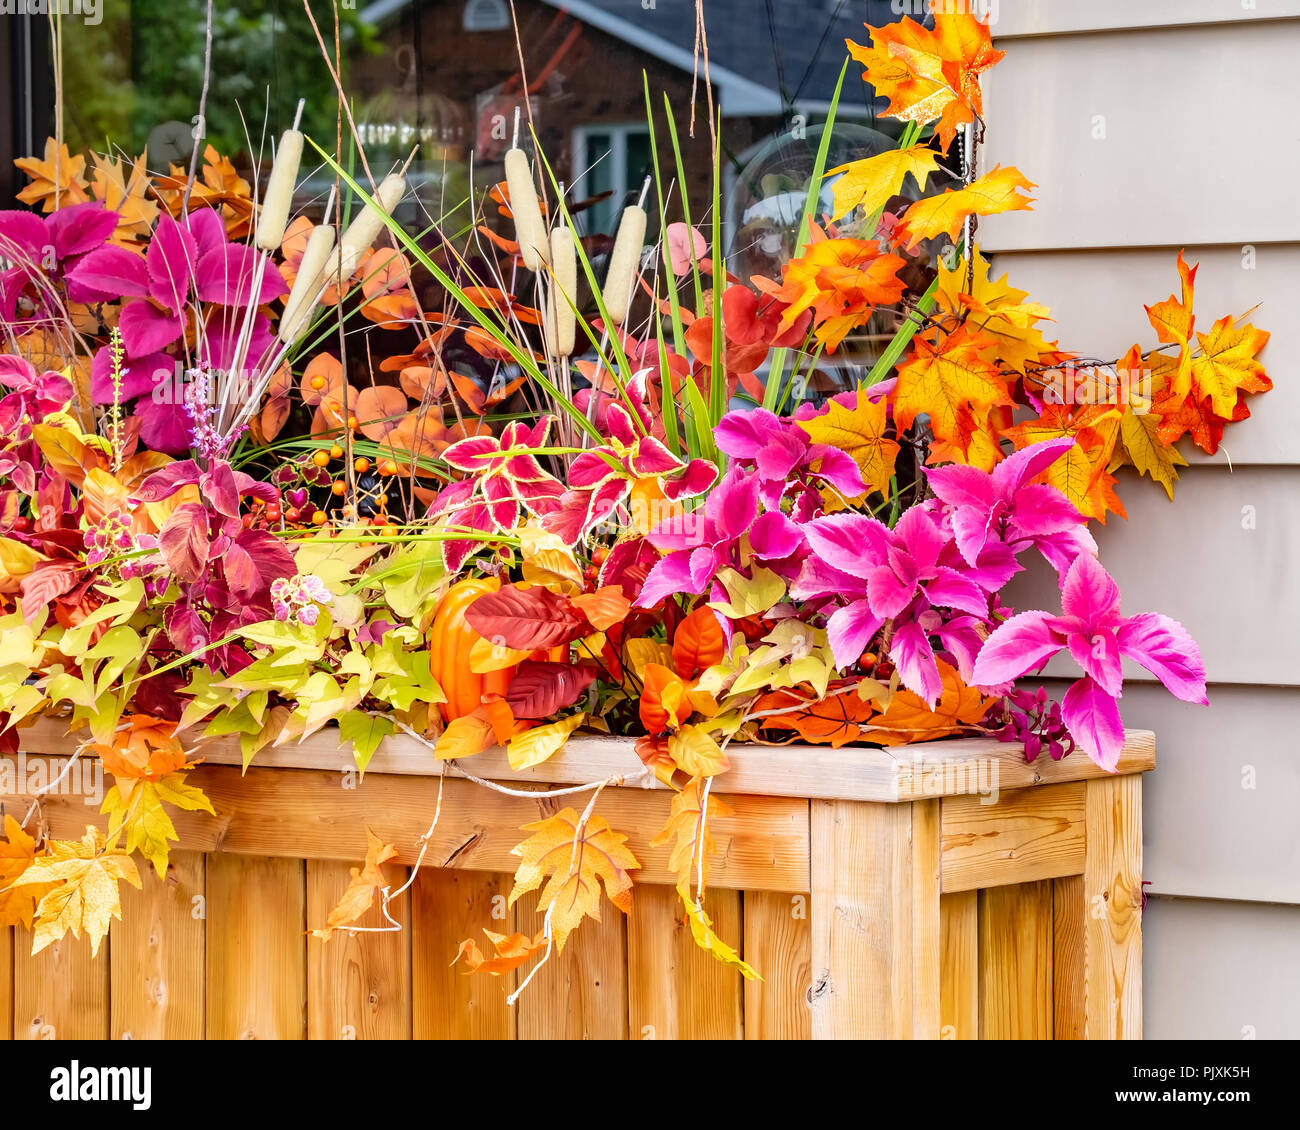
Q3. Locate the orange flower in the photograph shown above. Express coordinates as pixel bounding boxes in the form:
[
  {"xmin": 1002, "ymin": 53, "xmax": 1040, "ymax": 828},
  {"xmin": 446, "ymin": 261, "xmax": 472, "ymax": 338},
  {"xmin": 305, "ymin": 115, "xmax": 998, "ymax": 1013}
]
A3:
[{"xmin": 754, "ymin": 229, "xmax": 906, "ymax": 352}]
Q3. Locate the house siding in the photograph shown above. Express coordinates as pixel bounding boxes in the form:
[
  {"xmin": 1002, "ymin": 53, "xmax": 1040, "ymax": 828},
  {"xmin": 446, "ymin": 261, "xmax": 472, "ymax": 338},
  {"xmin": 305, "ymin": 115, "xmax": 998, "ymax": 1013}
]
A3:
[{"xmin": 985, "ymin": 4, "xmax": 1300, "ymax": 1037}]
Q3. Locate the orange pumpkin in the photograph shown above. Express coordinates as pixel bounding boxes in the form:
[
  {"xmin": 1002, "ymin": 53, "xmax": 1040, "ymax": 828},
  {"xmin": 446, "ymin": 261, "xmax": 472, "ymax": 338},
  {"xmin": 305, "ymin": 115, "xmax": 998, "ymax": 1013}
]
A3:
[
  {"xmin": 428, "ymin": 578, "xmax": 572, "ymax": 722},
  {"xmin": 428, "ymin": 577, "xmax": 514, "ymax": 722}
]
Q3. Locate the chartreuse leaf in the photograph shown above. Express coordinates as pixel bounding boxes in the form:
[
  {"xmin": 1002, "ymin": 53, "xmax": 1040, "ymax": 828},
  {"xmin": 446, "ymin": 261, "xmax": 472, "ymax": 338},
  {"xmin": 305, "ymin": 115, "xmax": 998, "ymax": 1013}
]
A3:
[
  {"xmin": 507, "ymin": 712, "xmax": 584, "ymax": 771},
  {"xmin": 707, "ymin": 566, "xmax": 786, "ymax": 619},
  {"xmin": 338, "ymin": 711, "xmax": 395, "ymax": 774}
]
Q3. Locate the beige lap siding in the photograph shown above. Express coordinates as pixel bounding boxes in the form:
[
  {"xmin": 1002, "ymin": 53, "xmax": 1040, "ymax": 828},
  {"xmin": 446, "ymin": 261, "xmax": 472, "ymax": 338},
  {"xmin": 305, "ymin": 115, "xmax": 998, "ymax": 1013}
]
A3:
[{"xmin": 985, "ymin": 4, "xmax": 1300, "ymax": 1036}]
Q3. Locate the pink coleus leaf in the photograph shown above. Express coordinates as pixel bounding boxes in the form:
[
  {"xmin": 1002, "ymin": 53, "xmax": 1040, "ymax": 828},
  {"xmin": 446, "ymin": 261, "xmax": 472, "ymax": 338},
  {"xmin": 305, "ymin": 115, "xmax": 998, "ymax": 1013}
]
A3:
[{"xmin": 1061, "ymin": 676, "xmax": 1126, "ymax": 771}]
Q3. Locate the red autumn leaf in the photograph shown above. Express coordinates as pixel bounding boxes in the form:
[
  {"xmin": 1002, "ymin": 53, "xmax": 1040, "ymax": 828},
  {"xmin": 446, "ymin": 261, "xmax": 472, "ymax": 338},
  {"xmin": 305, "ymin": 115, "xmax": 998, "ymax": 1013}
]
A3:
[
  {"xmin": 464, "ymin": 583, "xmax": 586, "ymax": 651},
  {"xmin": 505, "ymin": 661, "xmax": 598, "ymax": 720},
  {"xmin": 671, "ymin": 605, "xmax": 727, "ymax": 679}
]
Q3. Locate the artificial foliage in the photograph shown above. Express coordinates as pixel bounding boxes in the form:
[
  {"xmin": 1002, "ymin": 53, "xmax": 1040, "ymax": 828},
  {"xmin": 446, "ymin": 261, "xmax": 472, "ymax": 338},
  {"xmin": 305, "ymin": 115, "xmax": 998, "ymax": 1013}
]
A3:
[{"xmin": 0, "ymin": 11, "xmax": 1266, "ymax": 983}]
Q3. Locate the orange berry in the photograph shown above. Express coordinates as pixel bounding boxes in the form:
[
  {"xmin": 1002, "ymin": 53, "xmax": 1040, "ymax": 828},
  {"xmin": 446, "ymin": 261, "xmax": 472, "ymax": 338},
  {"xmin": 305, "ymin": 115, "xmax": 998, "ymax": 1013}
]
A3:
[
  {"xmin": 311, "ymin": 509, "xmax": 328, "ymax": 525},
  {"xmin": 347, "ymin": 416, "xmax": 359, "ymax": 430},
  {"xmin": 378, "ymin": 459, "xmax": 397, "ymax": 476},
  {"xmin": 331, "ymin": 480, "xmax": 346, "ymax": 496},
  {"xmin": 353, "ymin": 457, "xmax": 370, "ymax": 474},
  {"xmin": 312, "ymin": 450, "xmax": 330, "ymax": 468},
  {"xmin": 310, "ymin": 375, "xmax": 326, "ymax": 390},
  {"xmin": 329, "ymin": 444, "xmax": 344, "ymax": 459}
]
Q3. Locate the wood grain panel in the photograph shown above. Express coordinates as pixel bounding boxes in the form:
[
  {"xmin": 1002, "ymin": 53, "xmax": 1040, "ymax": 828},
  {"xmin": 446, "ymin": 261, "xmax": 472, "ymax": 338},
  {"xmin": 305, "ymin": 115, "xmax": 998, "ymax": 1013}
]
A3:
[
  {"xmin": 307, "ymin": 860, "xmax": 411, "ymax": 1039},
  {"xmin": 13, "ymin": 933, "xmax": 109, "ymax": 1040},
  {"xmin": 110, "ymin": 851, "xmax": 205, "ymax": 1039},
  {"xmin": 742, "ymin": 890, "xmax": 810, "ymax": 1040},
  {"xmin": 978, "ymin": 881, "xmax": 1053, "ymax": 1039},
  {"xmin": 514, "ymin": 888, "xmax": 629, "ymax": 1039},
  {"xmin": 627, "ymin": 884, "xmax": 744, "ymax": 1039},
  {"xmin": 939, "ymin": 891, "xmax": 978, "ymax": 1040},
  {"xmin": 941, "ymin": 782, "xmax": 1085, "ymax": 892},
  {"xmin": 1083, "ymin": 776, "xmax": 1143, "ymax": 1038},
  {"xmin": 411, "ymin": 869, "xmax": 514, "ymax": 1040},
  {"xmin": 205, "ymin": 855, "xmax": 305, "ymax": 1039}
]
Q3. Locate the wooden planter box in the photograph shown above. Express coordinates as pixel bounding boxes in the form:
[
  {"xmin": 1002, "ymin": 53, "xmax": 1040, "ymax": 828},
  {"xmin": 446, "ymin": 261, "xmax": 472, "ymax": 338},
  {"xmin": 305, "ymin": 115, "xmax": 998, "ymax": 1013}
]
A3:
[{"xmin": 1, "ymin": 719, "xmax": 1153, "ymax": 1040}]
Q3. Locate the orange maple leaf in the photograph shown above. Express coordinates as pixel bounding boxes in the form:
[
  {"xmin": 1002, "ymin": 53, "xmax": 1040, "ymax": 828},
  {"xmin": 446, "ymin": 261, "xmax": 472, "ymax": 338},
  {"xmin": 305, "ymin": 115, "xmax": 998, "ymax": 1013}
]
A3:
[
  {"xmin": 848, "ymin": 13, "xmax": 1003, "ymax": 152},
  {"xmin": 14, "ymin": 138, "xmax": 90, "ymax": 211},
  {"xmin": 454, "ymin": 928, "xmax": 546, "ymax": 975},
  {"xmin": 753, "ymin": 229, "xmax": 906, "ymax": 352},
  {"xmin": 92, "ymin": 716, "xmax": 192, "ymax": 780},
  {"xmin": 753, "ymin": 684, "xmax": 878, "ymax": 748},
  {"xmin": 88, "ymin": 151, "xmax": 158, "ymax": 246},
  {"xmin": 508, "ymin": 809, "xmax": 641, "ymax": 949},
  {"xmin": 894, "ymin": 166, "xmax": 1036, "ymax": 250},
  {"xmin": 891, "ymin": 326, "xmax": 1012, "ymax": 448},
  {"xmin": 310, "ymin": 828, "xmax": 399, "ymax": 940},
  {"xmin": 869, "ymin": 660, "xmax": 994, "ymax": 746},
  {"xmin": 1003, "ymin": 404, "xmax": 1126, "ymax": 522},
  {"xmin": 0, "ymin": 815, "xmax": 51, "ymax": 929}
]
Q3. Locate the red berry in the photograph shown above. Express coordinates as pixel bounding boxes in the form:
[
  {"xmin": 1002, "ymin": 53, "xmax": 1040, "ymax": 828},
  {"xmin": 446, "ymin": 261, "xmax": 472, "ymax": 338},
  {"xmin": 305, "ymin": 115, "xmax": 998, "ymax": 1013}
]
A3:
[
  {"xmin": 285, "ymin": 507, "xmax": 301, "ymax": 523},
  {"xmin": 265, "ymin": 505, "xmax": 281, "ymax": 522}
]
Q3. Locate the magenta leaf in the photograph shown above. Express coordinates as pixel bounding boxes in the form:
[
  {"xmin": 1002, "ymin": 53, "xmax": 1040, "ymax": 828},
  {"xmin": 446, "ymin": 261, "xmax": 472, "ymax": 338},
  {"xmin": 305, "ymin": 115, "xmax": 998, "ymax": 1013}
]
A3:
[{"xmin": 1061, "ymin": 676, "xmax": 1125, "ymax": 771}]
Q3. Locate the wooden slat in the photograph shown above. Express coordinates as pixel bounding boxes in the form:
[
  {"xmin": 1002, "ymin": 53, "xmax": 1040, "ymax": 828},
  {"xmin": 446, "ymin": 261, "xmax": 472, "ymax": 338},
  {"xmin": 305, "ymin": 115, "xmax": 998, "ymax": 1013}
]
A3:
[
  {"xmin": 1052, "ymin": 875, "xmax": 1087, "ymax": 1039},
  {"xmin": 939, "ymin": 891, "xmax": 978, "ymax": 1040},
  {"xmin": 205, "ymin": 855, "xmax": 305, "ymax": 1039},
  {"xmin": 808, "ymin": 799, "xmax": 941, "ymax": 1038},
  {"xmin": 110, "ymin": 851, "xmax": 205, "ymax": 1039},
  {"xmin": 307, "ymin": 861, "xmax": 411, "ymax": 1039},
  {"xmin": 978, "ymin": 882, "xmax": 1053, "ymax": 1039},
  {"xmin": 515, "ymin": 888, "xmax": 628, "ymax": 1039},
  {"xmin": 941, "ymin": 782, "xmax": 1086, "ymax": 893},
  {"xmin": 9, "ymin": 762, "xmax": 808, "ymax": 893},
  {"xmin": 16, "ymin": 716, "xmax": 1157, "ymax": 801},
  {"xmin": 411, "ymin": 870, "xmax": 515, "ymax": 1040},
  {"xmin": 995, "ymin": 0, "xmax": 1300, "ymax": 38},
  {"xmin": 911, "ymin": 799, "xmax": 942, "ymax": 1038},
  {"xmin": 742, "ymin": 890, "xmax": 810, "ymax": 1040},
  {"xmin": 13, "ymin": 933, "xmax": 109, "ymax": 1039},
  {"xmin": 1084, "ymin": 775, "xmax": 1144, "ymax": 1038},
  {"xmin": 0, "ymin": 927, "xmax": 11, "ymax": 1040},
  {"xmin": 627, "ymin": 885, "xmax": 744, "ymax": 1039}
]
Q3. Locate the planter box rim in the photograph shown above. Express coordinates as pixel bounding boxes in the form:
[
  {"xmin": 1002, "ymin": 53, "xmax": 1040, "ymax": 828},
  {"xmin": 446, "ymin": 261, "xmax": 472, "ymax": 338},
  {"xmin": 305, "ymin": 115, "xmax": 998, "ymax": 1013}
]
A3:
[{"xmin": 16, "ymin": 715, "xmax": 1155, "ymax": 803}]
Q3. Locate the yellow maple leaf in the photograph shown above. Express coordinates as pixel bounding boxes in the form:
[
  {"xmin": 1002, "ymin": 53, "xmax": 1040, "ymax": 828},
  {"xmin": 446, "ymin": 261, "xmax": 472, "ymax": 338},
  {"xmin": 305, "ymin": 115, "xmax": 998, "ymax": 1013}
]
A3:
[
  {"xmin": 649, "ymin": 776, "xmax": 732, "ymax": 894},
  {"xmin": 892, "ymin": 327, "xmax": 1012, "ymax": 447},
  {"xmin": 1113, "ymin": 409, "xmax": 1188, "ymax": 501},
  {"xmin": 100, "ymin": 771, "xmax": 216, "ymax": 880},
  {"xmin": 14, "ymin": 138, "xmax": 90, "ymax": 211},
  {"xmin": 11, "ymin": 828, "xmax": 141, "ymax": 956},
  {"xmin": 895, "ymin": 166, "xmax": 1036, "ymax": 250},
  {"xmin": 508, "ymin": 809, "xmax": 640, "ymax": 949},
  {"xmin": 311, "ymin": 828, "xmax": 399, "ymax": 940},
  {"xmin": 1189, "ymin": 315, "xmax": 1271, "ymax": 419},
  {"xmin": 88, "ymin": 151, "xmax": 159, "ymax": 245},
  {"xmin": 667, "ymin": 725, "xmax": 730, "ymax": 779},
  {"xmin": 826, "ymin": 144, "xmax": 943, "ymax": 221},
  {"xmin": 796, "ymin": 389, "xmax": 900, "ymax": 497},
  {"xmin": 936, "ymin": 249, "xmax": 1056, "ymax": 374}
]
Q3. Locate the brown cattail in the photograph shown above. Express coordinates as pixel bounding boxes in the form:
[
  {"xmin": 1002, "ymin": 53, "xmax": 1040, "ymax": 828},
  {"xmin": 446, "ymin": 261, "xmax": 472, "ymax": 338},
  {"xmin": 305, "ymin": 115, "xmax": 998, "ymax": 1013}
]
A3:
[
  {"xmin": 504, "ymin": 148, "xmax": 549, "ymax": 272},
  {"xmin": 601, "ymin": 203, "xmax": 647, "ymax": 326}
]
